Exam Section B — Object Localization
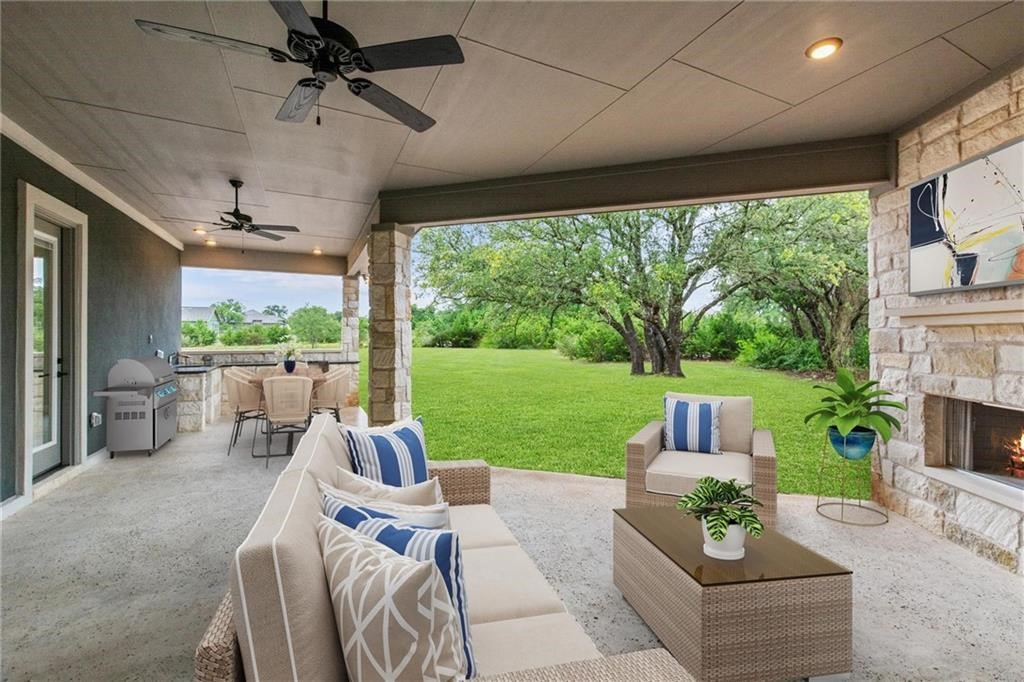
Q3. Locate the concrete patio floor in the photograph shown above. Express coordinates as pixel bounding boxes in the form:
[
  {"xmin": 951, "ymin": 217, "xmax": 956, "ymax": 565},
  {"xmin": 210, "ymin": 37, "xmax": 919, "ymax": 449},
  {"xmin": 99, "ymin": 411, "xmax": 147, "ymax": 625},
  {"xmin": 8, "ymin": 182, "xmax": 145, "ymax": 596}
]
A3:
[{"xmin": 2, "ymin": 420, "xmax": 1022, "ymax": 681}]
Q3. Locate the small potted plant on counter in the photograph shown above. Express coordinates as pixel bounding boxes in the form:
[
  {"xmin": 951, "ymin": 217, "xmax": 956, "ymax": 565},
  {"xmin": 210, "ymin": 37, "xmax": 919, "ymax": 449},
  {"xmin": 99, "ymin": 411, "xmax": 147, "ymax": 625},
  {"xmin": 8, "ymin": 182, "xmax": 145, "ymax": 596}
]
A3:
[
  {"xmin": 678, "ymin": 477, "xmax": 765, "ymax": 560},
  {"xmin": 277, "ymin": 337, "xmax": 302, "ymax": 374},
  {"xmin": 804, "ymin": 368, "xmax": 907, "ymax": 460}
]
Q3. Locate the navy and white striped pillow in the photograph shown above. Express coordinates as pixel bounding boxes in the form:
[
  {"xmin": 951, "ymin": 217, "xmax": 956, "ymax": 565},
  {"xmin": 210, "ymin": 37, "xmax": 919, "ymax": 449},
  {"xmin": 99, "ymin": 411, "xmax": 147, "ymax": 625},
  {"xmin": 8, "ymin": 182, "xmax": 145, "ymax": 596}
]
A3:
[
  {"xmin": 343, "ymin": 418, "xmax": 428, "ymax": 487},
  {"xmin": 664, "ymin": 397, "xmax": 722, "ymax": 454},
  {"xmin": 324, "ymin": 501, "xmax": 476, "ymax": 678}
]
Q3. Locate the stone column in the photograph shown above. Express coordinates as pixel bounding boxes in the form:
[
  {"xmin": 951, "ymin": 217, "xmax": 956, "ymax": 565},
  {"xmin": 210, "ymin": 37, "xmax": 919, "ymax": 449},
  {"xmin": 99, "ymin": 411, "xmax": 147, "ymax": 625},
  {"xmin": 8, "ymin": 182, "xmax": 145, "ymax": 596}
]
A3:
[
  {"xmin": 368, "ymin": 223, "xmax": 413, "ymax": 425},
  {"xmin": 341, "ymin": 275, "xmax": 361, "ymax": 408}
]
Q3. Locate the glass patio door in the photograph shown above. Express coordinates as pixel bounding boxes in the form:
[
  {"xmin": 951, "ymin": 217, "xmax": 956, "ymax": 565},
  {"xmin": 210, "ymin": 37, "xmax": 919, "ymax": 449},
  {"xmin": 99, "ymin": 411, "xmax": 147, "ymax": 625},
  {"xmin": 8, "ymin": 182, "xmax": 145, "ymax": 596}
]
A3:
[{"xmin": 32, "ymin": 220, "xmax": 62, "ymax": 477}]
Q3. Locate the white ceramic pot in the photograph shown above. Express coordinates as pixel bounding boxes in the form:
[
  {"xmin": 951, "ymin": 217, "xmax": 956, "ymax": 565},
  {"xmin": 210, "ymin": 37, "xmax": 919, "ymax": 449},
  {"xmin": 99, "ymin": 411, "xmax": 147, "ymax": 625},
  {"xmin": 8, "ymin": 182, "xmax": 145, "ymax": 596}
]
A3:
[{"xmin": 701, "ymin": 519, "xmax": 746, "ymax": 560}]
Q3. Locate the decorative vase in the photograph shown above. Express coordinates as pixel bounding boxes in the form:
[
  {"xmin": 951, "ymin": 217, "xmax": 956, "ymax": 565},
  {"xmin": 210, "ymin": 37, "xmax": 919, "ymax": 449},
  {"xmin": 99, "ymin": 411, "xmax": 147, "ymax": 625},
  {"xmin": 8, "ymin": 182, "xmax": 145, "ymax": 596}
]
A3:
[
  {"xmin": 827, "ymin": 425, "xmax": 876, "ymax": 460},
  {"xmin": 701, "ymin": 519, "xmax": 746, "ymax": 560},
  {"xmin": 283, "ymin": 359, "xmax": 296, "ymax": 374}
]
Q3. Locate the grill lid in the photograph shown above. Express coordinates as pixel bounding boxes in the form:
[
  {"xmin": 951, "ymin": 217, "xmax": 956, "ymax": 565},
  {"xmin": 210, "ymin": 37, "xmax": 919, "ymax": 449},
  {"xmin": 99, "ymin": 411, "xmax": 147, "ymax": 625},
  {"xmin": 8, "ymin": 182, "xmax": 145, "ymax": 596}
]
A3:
[{"xmin": 106, "ymin": 356, "xmax": 175, "ymax": 388}]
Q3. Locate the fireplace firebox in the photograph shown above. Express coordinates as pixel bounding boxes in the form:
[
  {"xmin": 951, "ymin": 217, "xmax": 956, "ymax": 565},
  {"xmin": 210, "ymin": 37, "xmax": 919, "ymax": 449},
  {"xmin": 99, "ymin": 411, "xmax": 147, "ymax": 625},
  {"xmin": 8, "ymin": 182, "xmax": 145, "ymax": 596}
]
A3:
[{"xmin": 944, "ymin": 399, "xmax": 1024, "ymax": 489}]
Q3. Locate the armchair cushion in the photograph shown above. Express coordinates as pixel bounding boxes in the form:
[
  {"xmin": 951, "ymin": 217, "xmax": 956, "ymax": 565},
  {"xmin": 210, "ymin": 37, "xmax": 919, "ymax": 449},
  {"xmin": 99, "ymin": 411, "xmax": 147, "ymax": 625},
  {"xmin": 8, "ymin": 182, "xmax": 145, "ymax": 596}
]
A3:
[
  {"xmin": 665, "ymin": 393, "xmax": 753, "ymax": 453},
  {"xmin": 663, "ymin": 397, "xmax": 722, "ymax": 454},
  {"xmin": 645, "ymin": 450, "xmax": 752, "ymax": 497}
]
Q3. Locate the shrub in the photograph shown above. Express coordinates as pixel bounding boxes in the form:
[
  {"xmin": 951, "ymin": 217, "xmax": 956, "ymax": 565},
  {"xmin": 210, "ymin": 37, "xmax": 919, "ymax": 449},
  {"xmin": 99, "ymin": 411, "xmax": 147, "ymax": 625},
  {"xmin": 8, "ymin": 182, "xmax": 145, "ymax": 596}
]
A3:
[
  {"xmin": 219, "ymin": 324, "xmax": 272, "ymax": 346},
  {"xmin": 554, "ymin": 316, "xmax": 629, "ymax": 362},
  {"xmin": 682, "ymin": 313, "xmax": 756, "ymax": 360},
  {"xmin": 736, "ymin": 328, "xmax": 824, "ymax": 371},
  {"xmin": 849, "ymin": 326, "xmax": 869, "ymax": 369},
  {"xmin": 288, "ymin": 305, "xmax": 341, "ymax": 346},
  {"xmin": 480, "ymin": 314, "xmax": 554, "ymax": 349},
  {"xmin": 264, "ymin": 324, "xmax": 291, "ymax": 344},
  {"xmin": 181, "ymin": 320, "xmax": 216, "ymax": 347}
]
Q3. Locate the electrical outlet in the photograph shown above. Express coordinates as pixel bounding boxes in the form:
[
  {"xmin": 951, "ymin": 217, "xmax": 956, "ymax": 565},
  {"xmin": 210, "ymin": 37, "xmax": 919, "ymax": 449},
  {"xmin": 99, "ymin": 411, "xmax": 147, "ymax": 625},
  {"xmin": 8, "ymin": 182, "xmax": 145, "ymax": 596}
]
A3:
[
  {"xmin": 90, "ymin": 412, "xmax": 102, "ymax": 427},
  {"xmin": 155, "ymin": 349, "xmax": 165, "ymax": 359},
  {"xmin": 148, "ymin": 334, "xmax": 154, "ymax": 344}
]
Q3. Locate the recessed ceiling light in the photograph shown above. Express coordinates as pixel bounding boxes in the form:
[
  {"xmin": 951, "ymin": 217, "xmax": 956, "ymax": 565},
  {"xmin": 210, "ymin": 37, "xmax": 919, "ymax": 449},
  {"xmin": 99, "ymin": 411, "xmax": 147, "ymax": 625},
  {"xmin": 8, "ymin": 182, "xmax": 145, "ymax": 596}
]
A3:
[
  {"xmin": 193, "ymin": 226, "xmax": 207, "ymax": 234},
  {"xmin": 805, "ymin": 37, "xmax": 843, "ymax": 60},
  {"xmin": 312, "ymin": 246, "xmax": 323, "ymax": 256},
  {"xmin": 204, "ymin": 238, "xmax": 217, "ymax": 247}
]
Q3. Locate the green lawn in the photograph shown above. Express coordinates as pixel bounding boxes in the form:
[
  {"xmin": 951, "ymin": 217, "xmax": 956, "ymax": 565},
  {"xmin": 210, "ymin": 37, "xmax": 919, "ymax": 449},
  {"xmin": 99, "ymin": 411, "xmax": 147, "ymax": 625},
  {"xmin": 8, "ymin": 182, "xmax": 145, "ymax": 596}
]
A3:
[{"xmin": 360, "ymin": 347, "xmax": 869, "ymax": 497}]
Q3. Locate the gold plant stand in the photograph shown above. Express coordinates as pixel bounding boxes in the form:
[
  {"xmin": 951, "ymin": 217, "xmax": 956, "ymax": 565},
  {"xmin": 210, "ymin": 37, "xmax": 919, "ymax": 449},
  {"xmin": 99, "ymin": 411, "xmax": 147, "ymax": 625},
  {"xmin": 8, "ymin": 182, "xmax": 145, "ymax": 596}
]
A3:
[{"xmin": 815, "ymin": 439, "xmax": 888, "ymax": 526}]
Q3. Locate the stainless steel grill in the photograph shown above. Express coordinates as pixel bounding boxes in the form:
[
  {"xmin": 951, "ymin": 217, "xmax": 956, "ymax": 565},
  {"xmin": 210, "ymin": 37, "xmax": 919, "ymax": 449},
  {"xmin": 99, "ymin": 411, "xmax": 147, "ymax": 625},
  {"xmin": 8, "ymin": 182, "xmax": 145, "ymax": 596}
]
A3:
[{"xmin": 94, "ymin": 356, "xmax": 177, "ymax": 457}]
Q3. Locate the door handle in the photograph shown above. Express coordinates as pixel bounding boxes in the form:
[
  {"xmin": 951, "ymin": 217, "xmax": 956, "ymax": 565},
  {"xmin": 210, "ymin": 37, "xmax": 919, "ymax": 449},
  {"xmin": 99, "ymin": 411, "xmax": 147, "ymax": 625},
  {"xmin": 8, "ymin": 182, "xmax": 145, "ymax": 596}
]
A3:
[
  {"xmin": 35, "ymin": 371, "xmax": 50, "ymax": 378},
  {"xmin": 56, "ymin": 371, "xmax": 69, "ymax": 378}
]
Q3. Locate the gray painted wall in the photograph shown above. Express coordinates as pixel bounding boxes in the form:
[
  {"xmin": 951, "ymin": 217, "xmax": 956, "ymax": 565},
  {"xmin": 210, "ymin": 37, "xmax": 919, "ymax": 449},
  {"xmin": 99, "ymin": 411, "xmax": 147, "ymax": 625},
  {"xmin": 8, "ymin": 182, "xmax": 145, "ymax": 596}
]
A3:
[{"xmin": 1, "ymin": 136, "xmax": 181, "ymax": 499}]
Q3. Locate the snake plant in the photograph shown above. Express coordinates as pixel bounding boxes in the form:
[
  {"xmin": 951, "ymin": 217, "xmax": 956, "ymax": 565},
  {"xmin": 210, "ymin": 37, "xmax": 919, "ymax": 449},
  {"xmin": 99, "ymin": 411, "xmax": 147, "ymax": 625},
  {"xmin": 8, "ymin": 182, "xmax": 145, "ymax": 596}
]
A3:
[{"xmin": 677, "ymin": 477, "xmax": 765, "ymax": 541}]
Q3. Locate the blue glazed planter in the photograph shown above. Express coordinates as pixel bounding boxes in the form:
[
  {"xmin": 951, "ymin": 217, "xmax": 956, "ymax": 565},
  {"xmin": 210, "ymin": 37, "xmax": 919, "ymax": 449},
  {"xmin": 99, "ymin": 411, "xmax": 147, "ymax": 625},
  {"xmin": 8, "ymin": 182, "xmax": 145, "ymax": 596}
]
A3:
[
  {"xmin": 283, "ymin": 359, "xmax": 296, "ymax": 374},
  {"xmin": 827, "ymin": 425, "xmax": 876, "ymax": 460}
]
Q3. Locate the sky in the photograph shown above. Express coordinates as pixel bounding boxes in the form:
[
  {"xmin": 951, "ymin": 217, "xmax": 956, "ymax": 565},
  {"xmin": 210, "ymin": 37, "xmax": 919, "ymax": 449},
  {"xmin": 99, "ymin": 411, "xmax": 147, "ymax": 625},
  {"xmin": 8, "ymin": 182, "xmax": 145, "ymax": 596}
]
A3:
[{"xmin": 181, "ymin": 267, "xmax": 368, "ymax": 315}]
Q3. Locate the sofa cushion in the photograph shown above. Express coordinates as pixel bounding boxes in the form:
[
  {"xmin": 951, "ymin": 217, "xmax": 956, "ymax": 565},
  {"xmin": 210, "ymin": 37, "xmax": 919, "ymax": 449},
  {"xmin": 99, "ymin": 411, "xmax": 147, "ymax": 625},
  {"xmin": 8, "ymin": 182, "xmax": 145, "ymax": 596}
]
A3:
[
  {"xmin": 321, "ymin": 481, "xmax": 450, "ymax": 529},
  {"xmin": 284, "ymin": 412, "xmax": 350, "ymax": 483},
  {"xmin": 317, "ymin": 517, "xmax": 466, "ymax": 682},
  {"xmin": 471, "ymin": 613, "xmax": 602, "ymax": 677},
  {"xmin": 230, "ymin": 469, "xmax": 346, "ymax": 682},
  {"xmin": 665, "ymin": 392, "xmax": 753, "ymax": 453},
  {"xmin": 645, "ymin": 450, "xmax": 752, "ymax": 497},
  {"xmin": 664, "ymin": 397, "xmax": 721, "ymax": 454},
  {"xmin": 462, "ymin": 546, "xmax": 565, "ymax": 625},
  {"xmin": 343, "ymin": 418, "xmax": 429, "ymax": 487},
  {"xmin": 334, "ymin": 466, "xmax": 443, "ymax": 505},
  {"xmin": 325, "ymin": 509, "xmax": 476, "ymax": 677},
  {"xmin": 448, "ymin": 505, "xmax": 519, "ymax": 550}
]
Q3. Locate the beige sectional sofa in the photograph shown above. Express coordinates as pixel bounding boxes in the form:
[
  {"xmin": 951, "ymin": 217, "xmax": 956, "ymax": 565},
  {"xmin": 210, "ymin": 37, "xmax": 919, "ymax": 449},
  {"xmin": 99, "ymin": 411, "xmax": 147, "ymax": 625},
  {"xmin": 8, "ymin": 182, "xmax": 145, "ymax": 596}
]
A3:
[{"xmin": 195, "ymin": 413, "xmax": 685, "ymax": 681}]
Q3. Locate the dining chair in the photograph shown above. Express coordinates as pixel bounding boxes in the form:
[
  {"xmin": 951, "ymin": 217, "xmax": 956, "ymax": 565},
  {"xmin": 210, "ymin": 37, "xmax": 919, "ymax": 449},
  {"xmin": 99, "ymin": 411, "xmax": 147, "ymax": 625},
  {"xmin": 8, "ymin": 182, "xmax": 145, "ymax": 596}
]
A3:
[
  {"xmin": 259, "ymin": 376, "xmax": 313, "ymax": 467},
  {"xmin": 311, "ymin": 369, "xmax": 350, "ymax": 421},
  {"xmin": 223, "ymin": 368, "xmax": 264, "ymax": 457}
]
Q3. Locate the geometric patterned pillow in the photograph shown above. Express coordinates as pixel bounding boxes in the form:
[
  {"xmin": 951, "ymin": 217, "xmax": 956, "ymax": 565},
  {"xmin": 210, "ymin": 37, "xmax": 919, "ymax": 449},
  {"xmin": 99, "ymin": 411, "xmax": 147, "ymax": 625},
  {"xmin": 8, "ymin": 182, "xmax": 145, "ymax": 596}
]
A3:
[
  {"xmin": 319, "ymin": 480, "xmax": 450, "ymax": 529},
  {"xmin": 323, "ymin": 504, "xmax": 476, "ymax": 678},
  {"xmin": 664, "ymin": 397, "xmax": 722, "ymax": 454},
  {"xmin": 342, "ymin": 417, "xmax": 428, "ymax": 487},
  {"xmin": 316, "ymin": 516, "xmax": 465, "ymax": 682}
]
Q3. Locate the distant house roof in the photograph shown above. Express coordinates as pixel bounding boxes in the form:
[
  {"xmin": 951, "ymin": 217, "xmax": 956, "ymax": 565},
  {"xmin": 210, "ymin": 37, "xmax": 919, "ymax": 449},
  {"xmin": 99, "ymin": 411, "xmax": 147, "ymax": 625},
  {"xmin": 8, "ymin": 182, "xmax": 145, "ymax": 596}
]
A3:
[
  {"xmin": 181, "ymin": 306, "xmax": 215, "ymax": 323},
  {"xmin": 181, "ymin": 306, "xmax": 281, "ymax": 326}
]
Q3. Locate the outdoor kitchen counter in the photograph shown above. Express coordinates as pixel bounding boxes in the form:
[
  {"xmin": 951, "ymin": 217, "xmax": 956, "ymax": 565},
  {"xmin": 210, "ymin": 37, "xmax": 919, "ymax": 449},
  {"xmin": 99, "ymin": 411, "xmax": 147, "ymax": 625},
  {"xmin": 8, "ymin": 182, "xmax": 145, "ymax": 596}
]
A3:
[{"xmin": 175, "ymin": 366, "xmax": 222, "ymax": 433}]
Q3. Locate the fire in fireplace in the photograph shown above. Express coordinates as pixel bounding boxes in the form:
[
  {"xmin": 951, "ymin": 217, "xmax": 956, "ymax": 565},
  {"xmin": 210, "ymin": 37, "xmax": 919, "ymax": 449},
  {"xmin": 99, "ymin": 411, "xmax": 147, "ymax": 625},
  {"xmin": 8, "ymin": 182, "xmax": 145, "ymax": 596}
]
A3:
[{"xmin": 945, "ymin": 399, "xmax": 1024, "ymax": 489}]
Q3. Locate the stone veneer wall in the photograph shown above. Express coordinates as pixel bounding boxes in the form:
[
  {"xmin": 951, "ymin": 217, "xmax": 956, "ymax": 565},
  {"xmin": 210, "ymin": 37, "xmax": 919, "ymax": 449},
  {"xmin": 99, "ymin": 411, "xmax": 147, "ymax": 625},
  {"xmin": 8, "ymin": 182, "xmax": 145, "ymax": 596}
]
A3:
[{"xmin": 870, "ymin": 67, "xmax": 1024, "ymax": 573}]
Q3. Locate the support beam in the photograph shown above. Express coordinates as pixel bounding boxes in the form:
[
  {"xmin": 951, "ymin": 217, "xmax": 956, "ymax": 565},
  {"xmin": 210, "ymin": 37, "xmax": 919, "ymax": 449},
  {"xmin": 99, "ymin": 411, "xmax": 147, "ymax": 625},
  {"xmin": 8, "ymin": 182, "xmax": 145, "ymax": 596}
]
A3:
[
  {"xmin": 379, "ymin": 135, "xmax": 890, "ymax": 227},
  {"xmin": 367, "ymin": 223, "xmax": 414, "ymax": 425},
  {"xmin": 181, "ymin": 245, "xmax": 346, "ymax": 275}
]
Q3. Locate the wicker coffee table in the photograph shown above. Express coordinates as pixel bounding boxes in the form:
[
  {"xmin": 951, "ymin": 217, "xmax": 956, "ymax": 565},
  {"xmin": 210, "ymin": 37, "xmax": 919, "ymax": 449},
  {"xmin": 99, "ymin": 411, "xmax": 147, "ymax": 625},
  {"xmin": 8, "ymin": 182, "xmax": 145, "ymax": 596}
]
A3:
[{"xmin": 613, "ymin": 507, "xmax": 852, "ymax": 682}]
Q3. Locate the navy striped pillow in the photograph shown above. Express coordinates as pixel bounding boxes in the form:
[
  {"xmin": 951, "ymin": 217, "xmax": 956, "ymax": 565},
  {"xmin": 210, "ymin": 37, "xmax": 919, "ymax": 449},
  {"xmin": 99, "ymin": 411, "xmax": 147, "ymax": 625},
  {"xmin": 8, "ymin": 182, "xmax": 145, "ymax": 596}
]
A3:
[
  {"xmin": 343, "ymin": 418, "xmax": 428, "ymax": 487},
  {"xmin": 664, "ymin": 397, "xmax": 722, "ymax": 454}
]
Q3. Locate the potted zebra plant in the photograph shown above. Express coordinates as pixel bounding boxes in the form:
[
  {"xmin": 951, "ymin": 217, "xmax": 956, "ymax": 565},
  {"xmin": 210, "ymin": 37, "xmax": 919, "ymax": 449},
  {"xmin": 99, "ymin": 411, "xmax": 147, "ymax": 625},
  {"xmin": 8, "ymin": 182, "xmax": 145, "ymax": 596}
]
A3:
[{"xmin": 677, "ymin": 477, "xmax": 765, "ymax": 560}]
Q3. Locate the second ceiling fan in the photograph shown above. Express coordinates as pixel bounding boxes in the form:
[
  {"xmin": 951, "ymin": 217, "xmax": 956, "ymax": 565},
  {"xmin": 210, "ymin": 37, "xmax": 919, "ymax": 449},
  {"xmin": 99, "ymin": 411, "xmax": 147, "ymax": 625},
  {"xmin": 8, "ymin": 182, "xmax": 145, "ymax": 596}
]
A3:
[
  {"xmin": 200, "ymin": 179, "xmax": 299, "ymax": 242},
  {"xmin": 136, "ymin": 0, "xmax": 464, "ymax": 131}
]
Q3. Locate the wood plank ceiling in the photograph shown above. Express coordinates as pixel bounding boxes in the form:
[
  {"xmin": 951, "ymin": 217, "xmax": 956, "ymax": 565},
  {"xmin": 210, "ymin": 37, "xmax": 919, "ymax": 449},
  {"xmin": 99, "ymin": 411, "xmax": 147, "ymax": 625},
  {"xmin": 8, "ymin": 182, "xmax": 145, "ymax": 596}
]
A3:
[{"xmin": 2, "ymin": 1, "xmax": 1022, "ymax": 255}]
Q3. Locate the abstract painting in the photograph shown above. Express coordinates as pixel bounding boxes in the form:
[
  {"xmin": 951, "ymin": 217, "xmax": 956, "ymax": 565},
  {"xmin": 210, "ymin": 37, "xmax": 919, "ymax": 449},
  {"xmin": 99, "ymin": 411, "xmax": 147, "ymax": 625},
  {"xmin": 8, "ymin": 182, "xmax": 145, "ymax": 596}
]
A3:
[{"xmin": 908, "ymin": 139, "xmax": 1024, "ymax": 294}]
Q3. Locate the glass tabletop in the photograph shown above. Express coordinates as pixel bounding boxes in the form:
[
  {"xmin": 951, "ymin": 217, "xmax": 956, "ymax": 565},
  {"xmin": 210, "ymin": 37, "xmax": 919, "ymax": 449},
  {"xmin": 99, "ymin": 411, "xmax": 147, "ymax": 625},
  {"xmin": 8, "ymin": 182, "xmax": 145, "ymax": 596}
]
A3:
[{"xmin": 614, "ymin": 507, "xmax": 851, "ymax": 586}]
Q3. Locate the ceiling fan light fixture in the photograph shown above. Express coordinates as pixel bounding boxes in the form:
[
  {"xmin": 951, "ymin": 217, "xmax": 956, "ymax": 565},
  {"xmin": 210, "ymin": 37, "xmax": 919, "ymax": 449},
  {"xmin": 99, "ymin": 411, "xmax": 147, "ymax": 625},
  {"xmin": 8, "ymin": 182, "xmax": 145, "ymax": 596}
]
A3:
[
  {"xmin": 193, "ymin": 226, "xmax": 207, "ymax": 234},
  {"xmin": 805, "ymin": 37, "xmax": 843, "ymax": 60},
  {"xmin": 204, "ymin": 238, "xmax": 217, "ymax": 247},
  {"xmin": 312, "ymin": 246, "xmax": 323, "ymax": 255}
]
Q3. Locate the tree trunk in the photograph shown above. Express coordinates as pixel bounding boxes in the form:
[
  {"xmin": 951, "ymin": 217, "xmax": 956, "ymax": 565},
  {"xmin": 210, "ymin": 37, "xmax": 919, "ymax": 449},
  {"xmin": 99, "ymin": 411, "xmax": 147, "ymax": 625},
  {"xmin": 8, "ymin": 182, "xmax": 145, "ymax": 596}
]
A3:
[
  {"xmin": 644, "ymin": 319, "xmax": 665, "ymax": 375},
  {"xmin": 600, "ymin": 310, "xmax": 647, "ymax": 375}
]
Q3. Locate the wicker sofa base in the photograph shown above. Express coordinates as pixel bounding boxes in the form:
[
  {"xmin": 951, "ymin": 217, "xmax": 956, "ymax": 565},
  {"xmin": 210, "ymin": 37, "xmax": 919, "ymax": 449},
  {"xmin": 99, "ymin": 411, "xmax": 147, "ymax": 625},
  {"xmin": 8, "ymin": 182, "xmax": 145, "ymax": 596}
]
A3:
[{"xmin": 613, "ymin": 515, "xmax": 852, "ymax": 682}]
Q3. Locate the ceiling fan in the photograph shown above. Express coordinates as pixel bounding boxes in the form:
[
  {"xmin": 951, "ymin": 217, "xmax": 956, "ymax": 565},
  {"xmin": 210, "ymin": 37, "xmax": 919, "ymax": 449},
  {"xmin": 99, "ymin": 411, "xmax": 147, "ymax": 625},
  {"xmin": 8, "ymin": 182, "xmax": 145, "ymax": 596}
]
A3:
[
  {"xmin": 201, "ymin": 179, "xmax": 299, "ymax": 242},
  {"xmin": 135, "ymin": 0, "xmax": 463, "ymax": 131}
]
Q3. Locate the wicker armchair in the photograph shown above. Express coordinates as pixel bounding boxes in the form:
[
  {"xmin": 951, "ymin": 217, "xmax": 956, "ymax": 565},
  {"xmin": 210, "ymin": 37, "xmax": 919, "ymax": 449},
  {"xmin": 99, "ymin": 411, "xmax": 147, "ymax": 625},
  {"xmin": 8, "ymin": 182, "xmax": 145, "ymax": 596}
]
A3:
[{"xmin": 625, "ymin": 393, "xmax": 777, "ymax": 528}]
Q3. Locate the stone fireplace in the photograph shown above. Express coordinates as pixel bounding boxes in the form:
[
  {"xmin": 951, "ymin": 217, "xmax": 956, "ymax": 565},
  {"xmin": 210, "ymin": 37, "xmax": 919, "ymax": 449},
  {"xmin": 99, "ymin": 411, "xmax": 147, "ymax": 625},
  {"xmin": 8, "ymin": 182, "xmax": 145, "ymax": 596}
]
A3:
[{"xmin": 868, "ymin": 66, "xmax": 1024, "ymax": 573}]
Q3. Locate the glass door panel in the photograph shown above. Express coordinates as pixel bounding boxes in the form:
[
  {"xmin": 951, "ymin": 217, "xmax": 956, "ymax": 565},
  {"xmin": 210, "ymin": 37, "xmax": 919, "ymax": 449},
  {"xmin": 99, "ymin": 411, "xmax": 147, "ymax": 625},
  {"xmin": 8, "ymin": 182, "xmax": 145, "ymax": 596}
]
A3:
[{"xmin": 32, "ymin": 231, "xmax": 61, "ymax": 476}]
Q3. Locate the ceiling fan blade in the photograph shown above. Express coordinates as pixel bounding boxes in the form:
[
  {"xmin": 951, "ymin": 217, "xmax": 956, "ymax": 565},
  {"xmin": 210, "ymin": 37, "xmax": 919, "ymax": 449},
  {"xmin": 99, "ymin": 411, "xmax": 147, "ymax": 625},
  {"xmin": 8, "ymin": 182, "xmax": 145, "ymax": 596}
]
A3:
[
  {"xmin": 250, "ymin": 229, "xmax": 286, "ymax": 241},
  {"xmin": 276, "ymin": 78, "xmax": 324, "ymax": 122},
  {"xmin": 356, "ymin": 35, "xmax": 464, "ymax": 72},
  {"xmin": 135, "ymin": 20, "xmax": 287, "ymax": 61},
  {"xmin": 347, "ymin": 79, "xmax": 435, "ymax": 132},
  {"xmin": 268, "ymin": 0, "xmax": 323, "ymax": 48},
  {"xmin": 251, "ymin": 224, "xmax": 301, "ymax": 232}
]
